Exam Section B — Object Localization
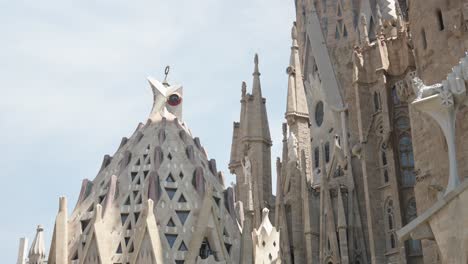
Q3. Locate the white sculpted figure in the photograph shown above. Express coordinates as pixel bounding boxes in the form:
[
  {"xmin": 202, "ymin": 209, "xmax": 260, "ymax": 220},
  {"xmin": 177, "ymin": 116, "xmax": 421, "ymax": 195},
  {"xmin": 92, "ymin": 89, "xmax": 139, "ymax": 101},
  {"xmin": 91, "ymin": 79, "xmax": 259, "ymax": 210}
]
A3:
[
  {"xmin": 241, "ymin": 152, "xmax": 252, "ymax": 184},
  {"xmin": 288, "ymin": 132, "xmax": 298, "ymax": 163}
]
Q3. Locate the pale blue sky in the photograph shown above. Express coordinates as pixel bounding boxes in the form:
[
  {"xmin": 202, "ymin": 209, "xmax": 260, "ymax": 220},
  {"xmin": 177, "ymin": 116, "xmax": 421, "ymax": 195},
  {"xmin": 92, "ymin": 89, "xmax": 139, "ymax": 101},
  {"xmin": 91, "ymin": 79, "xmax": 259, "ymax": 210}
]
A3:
[{"xmin": 0, "ymin": 0, "xmax": 295, "ymax": 261}]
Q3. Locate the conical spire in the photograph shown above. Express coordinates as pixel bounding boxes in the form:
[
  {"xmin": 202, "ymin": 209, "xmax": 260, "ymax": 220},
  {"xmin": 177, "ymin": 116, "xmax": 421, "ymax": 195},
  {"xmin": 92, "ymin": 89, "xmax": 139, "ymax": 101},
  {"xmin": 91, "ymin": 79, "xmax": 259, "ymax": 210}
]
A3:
[
  {"xmin": 28, "ymin": 225, "xmax": 46, "ymax": 263},
  {"xmin": 252, "ymin": 53, "xmax": 262, "ymax": 98},
  {"xmin": 286, "ymin": 23, "xmax": 309, "ymax": 119}
]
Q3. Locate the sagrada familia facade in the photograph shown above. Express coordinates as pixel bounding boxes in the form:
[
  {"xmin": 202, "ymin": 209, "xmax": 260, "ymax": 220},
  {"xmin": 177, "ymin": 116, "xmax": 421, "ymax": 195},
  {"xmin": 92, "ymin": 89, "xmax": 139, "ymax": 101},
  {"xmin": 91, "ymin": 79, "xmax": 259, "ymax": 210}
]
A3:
[{"xmin": 17, "ymin": 0, "xmax": 468, "ymax": 263}]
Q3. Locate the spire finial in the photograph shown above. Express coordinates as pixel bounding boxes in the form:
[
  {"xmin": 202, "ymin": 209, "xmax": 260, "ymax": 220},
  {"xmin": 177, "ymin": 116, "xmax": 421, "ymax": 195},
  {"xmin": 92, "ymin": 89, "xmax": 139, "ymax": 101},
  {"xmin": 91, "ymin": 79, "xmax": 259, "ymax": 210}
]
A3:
[
  {"xmin": 360, "ymin": 13, "xmax": 369, "ymax": 45},
  {"xmin": 376, "ymin": 4, "xmax": 384, "ymax": 35},
  {"xmin": 291, "ymin": 22, "xmax": 299, "ymax": 48},
  {"xmin": 253, "ymin": 53, "xmax": 260, "ymax": 77},
  {"xmin": 242, "ymin": 81, "xmax": 247, "ymax": 97},
  {"xmin": 162, "ymin": 66, "xmax": 170, "ymax": 86}
]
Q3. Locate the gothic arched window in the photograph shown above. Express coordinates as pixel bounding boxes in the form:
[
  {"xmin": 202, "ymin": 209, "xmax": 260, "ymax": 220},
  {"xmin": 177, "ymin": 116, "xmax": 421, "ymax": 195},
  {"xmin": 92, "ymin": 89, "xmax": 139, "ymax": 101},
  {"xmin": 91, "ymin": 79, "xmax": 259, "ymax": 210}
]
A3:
[
  {"xmin": 315, "ymin": 101, "xmax": 324, "ymax": 127},
  {"xmin": 399, "ymin": 135, "xmax": 415, "ymax": 186},
  {"xmin": 436, "ymin": 9, "xmax": 444, "ymax": 31}
]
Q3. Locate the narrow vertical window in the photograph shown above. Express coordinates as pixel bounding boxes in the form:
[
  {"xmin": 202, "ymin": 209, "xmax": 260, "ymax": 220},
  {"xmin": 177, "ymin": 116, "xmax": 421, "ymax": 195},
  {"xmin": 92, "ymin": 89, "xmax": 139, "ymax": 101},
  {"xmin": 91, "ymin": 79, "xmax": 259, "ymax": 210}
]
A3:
[
  {"xmin": 325, "ymin": 142, "xmax": 330, "ymax": 163},
  {"xmin": 436, "ymin": 9, "xmax": 444, "ymax": 31},
  {"xmin": 421, "ymin": 29, "xmax": 427, "ymax": 50},
  {"xmin": 314, "ymin": 147, "xmax": 320, "ymax": 168},
  {"xmin": 374, "ymin": 92, "xmax": 380, "ymax": 111}
]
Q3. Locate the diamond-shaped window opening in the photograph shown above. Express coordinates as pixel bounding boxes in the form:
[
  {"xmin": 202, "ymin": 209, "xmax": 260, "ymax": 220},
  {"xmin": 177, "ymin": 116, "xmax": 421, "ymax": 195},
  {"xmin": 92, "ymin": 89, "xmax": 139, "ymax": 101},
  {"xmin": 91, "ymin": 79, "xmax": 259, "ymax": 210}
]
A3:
[
  {"xmin": 178, "ymin": 194, "xmax": 187, "ymax": 203},
  {"xmin": 176, "ymin": 210, "xmax": 190, "ymax": 225},
  {"xmin": 166, "ymin": 173, "xmax": 175, "ymax": 183},
  {"xmin": 121, "ymin": 213, "xmax": 129, "ymax": 226},
  {"xmin": 167, "ymin": 218, "xmax": 176, "ymax": 227},
  {"xmin": 165, "ymin": 187, "xmax": 177, "ymax": 200},
  {"xmin": 179, "ymin": 172, "xmax": 184, "ymax": 179},
  {"xmin": 178, "ymin": 241, "xmax": 188, "ymax": 251},
  {"xmin": 165, "ymin": 234, "xmax": 178, "ymax": 248},
  {"xmin": 167, "ymin": 153, "xmax": 173, "ymax": 160},
  {"xmin": 131, "ymin": 171, "xmax": 138, "ymax": 181}
]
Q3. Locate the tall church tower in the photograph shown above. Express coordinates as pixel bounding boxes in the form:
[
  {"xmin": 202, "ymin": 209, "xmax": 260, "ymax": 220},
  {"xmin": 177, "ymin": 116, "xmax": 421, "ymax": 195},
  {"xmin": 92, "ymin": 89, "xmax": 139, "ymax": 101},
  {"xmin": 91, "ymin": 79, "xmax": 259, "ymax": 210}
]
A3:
[{"xmin": 229, "ymin": 54, "xmax": 273, "ymax": 228}]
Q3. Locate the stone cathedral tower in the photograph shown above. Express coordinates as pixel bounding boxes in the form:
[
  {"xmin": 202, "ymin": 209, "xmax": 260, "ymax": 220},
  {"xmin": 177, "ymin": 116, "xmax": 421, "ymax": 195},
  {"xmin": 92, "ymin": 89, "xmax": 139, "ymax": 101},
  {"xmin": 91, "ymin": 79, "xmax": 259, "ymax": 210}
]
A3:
[{"xmin": 229, "ymin": 54, "xmax": 273, "ymax": 228}]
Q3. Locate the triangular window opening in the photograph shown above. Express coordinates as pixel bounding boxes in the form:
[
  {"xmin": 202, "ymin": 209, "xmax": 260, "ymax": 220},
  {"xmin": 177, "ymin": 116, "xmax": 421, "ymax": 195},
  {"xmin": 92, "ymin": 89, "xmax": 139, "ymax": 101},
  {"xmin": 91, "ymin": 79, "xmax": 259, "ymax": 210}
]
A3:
[
  {"xmin": 176, "ymin": 210, "xmax": 190, "ymax": 225},
  {"xmin": 167, "ymin": 218, "xmax": 176, "ymax": 227},
  {"xmin": 165, "ymin": 234, "xmax": 178, "ymax": 248},
  {"xmin": 178, "ymin": 194, "xmax": 187, "ymax": 203},
  {"xmin": 121, "ymin": 213, "xmax": 129, "ymax": 226},
  {"xmin": 98, "ymin": 194, "xmax": 106, "ymax": 204},
  {"xmin": 175, "ymin": 261, "xmax": 185, "ymax": 264},
  {"xmin": 135, "ymin": 194, "xmax": 142, "ymax": 204},
  {"xmin": 143, "ymin": 170, "xmax": 149, "ymax": 179},
  {"xmin": 87, "ymin": 203, "xmax": 94, "ymax": 212},
  {"xmin": 134, "ymin": 212, "xmax": 141, "ymax": 223},
  {"xmin": 166, "ymin": 173, "xmax": 175, "ymax": 183},
  {"xmin": 179, "ymin": 241, "xmax": 188, "ymax": 251},
  {"xmin": 337, "ymin": 4, "xmax": 342, "ymax": 16},
  {"xmin": 128, "ymin": 242, "xmax": 134, "ymax": 253},
  {"xmin": 71, "ymin": 251, "xmax": 78, "ymax": 260},
  {"xmin": 199, "ymin": 238, "xmax": 213, "ymax": 259},
  {"xmin": 213, "ymin": 196, "xmax": 221, "ymax": 207},
  {"xmin": 223, "ymin": 228, "xmax": 229, "ymax": 237},
  {"xmin": 343, "ymin": 25, "xmax": 348, "ymax": 38},
  {"xmin": 145, "ymin": 156, "xmax": 151, "ymax": 165},
  {"xmin": 131, "ymin": 171, "xmax": 138, "ymax": 181},
  {"xmin": 80, "ymin": 219, "xmax": 91, "ymax": 232},
  {"xmin": 125, "ymin": 237, "xmax": 131, "ymax": 246},
  {"xmin": 116, "ymin": 243, "xmax": 123, "ymax": 254},
  {"xmin": 166, "ymin": 187, "xmax": 177, "ymax": 200},
  {"xmin": 136, "ymin": 177, "xmax": 141, "ymax": 185},
  {"xmin": 133, "ymin": 191, "xmax": 139, "ymax": 200},
  {"xmin": 126, "ymin": 221, "xmax": 133, "ymax": 231},
  {"xmin": 135, "ymin": 159, "xmax": 141, "ymax": 166},
  {"xmin": 225, "ymin": 243, "xmax": 232, "ymax": 255},
  {"xmin": 124, "ymin": 196, "xmax": 131, "ymax": 206},
  {"xmin": 179, "ymin": 171, "xmax": 184, "ymax": 179}
]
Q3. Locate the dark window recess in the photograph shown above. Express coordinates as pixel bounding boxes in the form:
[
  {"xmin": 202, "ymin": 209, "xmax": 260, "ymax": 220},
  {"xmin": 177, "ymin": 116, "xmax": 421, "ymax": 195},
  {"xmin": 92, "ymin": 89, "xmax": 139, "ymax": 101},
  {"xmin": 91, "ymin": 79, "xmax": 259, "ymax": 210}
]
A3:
[
  {"xmin": 125, "ymin": 237, "xmax": 130, "ymax": 246},
  {"xmin": 314, "ymin": 147, "xmax": 320, "ymax": 168},
  {"xmin": 421, "ymin": 29, "xmax": 427, "ymax": 49},
  {"xmin": 325, "ymin": 142, "xmax": 330, "ymax": 163},
  {"xmin": 166, "ymin": 173, "xmax": 175, "ymax": 182},
  {"xmin": 176, "ymin": 210, "xmax": 190, "ymax": 225},
  {"xmin": 120, "ymin": 213, "xmax": 129, "ymax": 226},
  {"xmin": 225, "ymin": 243, "xmax": 232, "ymax": 254},
  {"xmin": 179, "ymin": 241, "xmax": 188, "ymax": 251},
  {"xmin": 199, "ymin": 238, "xmax": 213, "ymax": 259},
  {"xmin": 116, "ymin": 243, "xmax": 123, "ymax": 254},
  {"xmin": 315, "ymin": 101, "xmax": 324, "ymax": 127},
  {"xmin": 167, "ymin": 218, "xmax": 176, "ymax": 227},
  {"xmin": 178, "ymin": 194, "xmax": 187, "ymax": 203},
  {"xmin": 134, "ymin": 212, "xmax": 140, "ymax": 223},
  {"xmin": 80, "ymin": 219, "xmax": 91, "ymax": 232},
  {"xmin": 165, "ymin": 234, "xmax": 178, "ymax": 248},
  {"xmin": 165, "ymin": 188, "xmax": 177, "ymax": 200},
  {"xmin": 437, "ymin": 9, "xmax": 444, "ymax": 31}
]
